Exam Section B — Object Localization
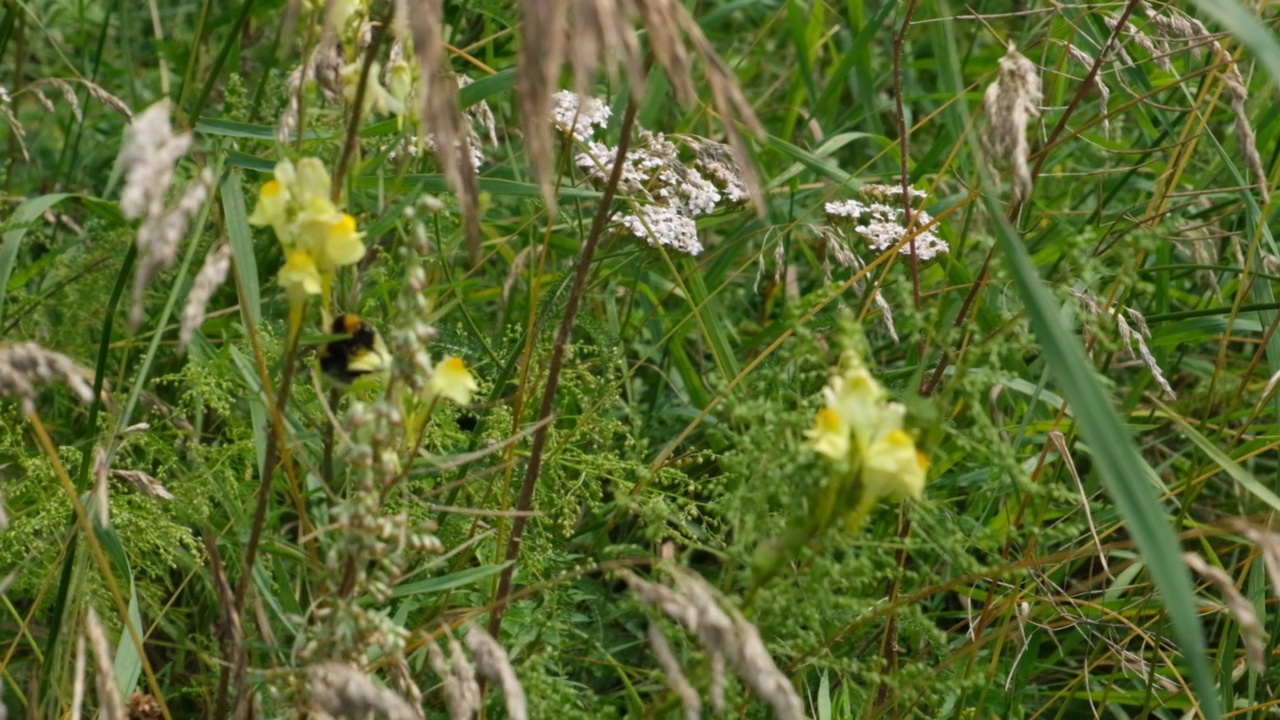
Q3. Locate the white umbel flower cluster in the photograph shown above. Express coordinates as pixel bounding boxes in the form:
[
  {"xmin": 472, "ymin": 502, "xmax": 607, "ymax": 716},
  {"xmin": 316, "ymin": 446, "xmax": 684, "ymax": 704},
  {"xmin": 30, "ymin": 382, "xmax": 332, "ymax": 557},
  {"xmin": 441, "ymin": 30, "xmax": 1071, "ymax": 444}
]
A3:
[
  {"xmin": 552, "ymin": 90, "xmax": 612, "ymax": 141},
  {"xmin": 823, "ymin": 186, "xmax": 948, "ymax": 262},
  {"xmin": 563, "ymin": 98, "xmax": 749, "ymax": 257}
]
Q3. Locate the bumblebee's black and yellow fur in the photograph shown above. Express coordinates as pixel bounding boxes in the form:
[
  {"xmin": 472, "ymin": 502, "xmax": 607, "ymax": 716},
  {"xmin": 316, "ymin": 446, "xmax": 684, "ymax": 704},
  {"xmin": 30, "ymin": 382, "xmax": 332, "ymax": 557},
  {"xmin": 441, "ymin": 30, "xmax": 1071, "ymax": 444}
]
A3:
[{"xmin": 318, "ymin": 313, "xmax": 390, "ymax": 383}]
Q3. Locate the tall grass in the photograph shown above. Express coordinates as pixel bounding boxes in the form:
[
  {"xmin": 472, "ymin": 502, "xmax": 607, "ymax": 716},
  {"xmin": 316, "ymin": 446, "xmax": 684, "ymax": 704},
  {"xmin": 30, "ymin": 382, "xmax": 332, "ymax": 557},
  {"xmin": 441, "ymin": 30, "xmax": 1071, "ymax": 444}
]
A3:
[{"xmin": 0, "ymin": 0, "xmax": 1278, "ymax": 718}]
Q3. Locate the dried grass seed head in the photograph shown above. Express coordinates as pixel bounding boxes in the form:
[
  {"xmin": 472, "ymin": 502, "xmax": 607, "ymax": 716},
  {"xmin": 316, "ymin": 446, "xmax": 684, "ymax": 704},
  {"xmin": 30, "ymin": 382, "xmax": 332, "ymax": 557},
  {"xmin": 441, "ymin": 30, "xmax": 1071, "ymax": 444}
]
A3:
[
  {"xmin": 131, "ymin": 167, "xmax": 214, "ymax": 329},
  {"xmin": 307, "ymin": 662, "xmax": 420, "ymax": 720},
  {"xmin": 517, "ymin": 0, "xmax": 763, "ymax": 213},
  {"xmin": 85, "ymin": 609, "xmax": 126, "ymax": 720},
  {"xmin": 179, "ymin": 243, "xmax": 233, "ymax": 351},
  {"xmin": 465, "ymin": 627, "xmax": 527, "ymax": 720},
  {"xmin": 427, "ymin": 636, "xmax": 480, "ymax": 720},
  {"xmin": 0, "ymin": 342, "xmax": 95, "ymax": 413},
  {"xmin": 621, "ymin": 568, "xmax": 804, "ymax": 720},
  {"xmin": 982, "ymin": 44, "xmax": 1042, "ymax": 202}
]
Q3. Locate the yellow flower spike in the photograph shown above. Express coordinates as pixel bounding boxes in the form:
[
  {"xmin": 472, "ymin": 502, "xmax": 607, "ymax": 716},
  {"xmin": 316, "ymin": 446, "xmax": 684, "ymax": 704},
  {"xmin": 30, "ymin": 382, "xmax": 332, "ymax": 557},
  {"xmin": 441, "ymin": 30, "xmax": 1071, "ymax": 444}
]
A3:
[
  {"xmin": 806, "ymin": 408, "xmax": 850, "ymax": 460},
  {"xmin": 429, "ymin": 356, "xmax": 479, "ymax": 406},
  {"xmin": 861, "ymin": 429, "xmax": 927, "ymax": 503}
]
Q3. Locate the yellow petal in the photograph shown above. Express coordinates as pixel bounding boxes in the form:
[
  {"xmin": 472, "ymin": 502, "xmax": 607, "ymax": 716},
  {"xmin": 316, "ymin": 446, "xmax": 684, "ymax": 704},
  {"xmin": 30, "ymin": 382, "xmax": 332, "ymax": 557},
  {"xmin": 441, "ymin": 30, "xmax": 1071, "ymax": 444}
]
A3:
[
  {"xmin": 319, "ymin": 213, "xmax": 366, "ymax": 268},
  {"xmin": 862, "ymin": 429, "xmax": 927, "ymax": 502},
  {"xmin": 278, "ymin": 250, "xmax": 323, "ymax": 304},
  {"xmin": 272, "ymin": 158, "xmax": 298, "ymax": 190},
  {"xmin": 248, "ymin": 179, "xmax": 289, "ymax": 231},
  {"xmin": 429, "ymin": 356, "xmax": 479, "ymax": 406},
  {"xmin": 294, "ymin": 157, "xmax": 332, "ymax": 203},
  {"xmin": 806, "ymin": 407, "xmax": 850, "ymax": 460}
]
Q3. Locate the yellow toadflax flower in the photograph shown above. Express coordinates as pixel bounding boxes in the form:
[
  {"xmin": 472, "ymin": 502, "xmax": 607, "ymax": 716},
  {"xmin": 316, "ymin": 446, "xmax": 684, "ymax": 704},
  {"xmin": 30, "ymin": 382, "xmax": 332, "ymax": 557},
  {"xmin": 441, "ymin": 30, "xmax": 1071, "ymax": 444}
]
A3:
[
  {"xmin": 806, "ymin": 351, "xmax": 928, "ymax": 526},
  {"xmin": 248, "ymin": 157, "xmax": 367, "ymax": 322},
  {"xmin": 429, "ymin": 356, "xmax": 478, "ymax": 406}
]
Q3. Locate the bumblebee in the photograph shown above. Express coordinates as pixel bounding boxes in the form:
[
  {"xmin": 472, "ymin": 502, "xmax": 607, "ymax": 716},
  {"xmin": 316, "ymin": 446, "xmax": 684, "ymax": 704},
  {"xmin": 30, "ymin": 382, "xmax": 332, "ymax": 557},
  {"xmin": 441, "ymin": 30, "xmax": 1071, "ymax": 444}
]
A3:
[{"xmin": 318, "ymin": 313, "xmax": 390, "ymax": 384}]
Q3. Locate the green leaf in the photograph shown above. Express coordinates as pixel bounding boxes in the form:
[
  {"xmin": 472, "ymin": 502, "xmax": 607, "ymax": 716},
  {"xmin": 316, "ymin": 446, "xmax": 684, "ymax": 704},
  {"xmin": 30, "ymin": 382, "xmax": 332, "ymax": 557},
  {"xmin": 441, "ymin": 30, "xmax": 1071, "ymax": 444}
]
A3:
[
  {"xmin": 221, "ymin": 171, "xmax": 261, "ymax": 327},
  {"xmin": 391, "ymin": 562, "xmax": 514, "ymax": 598},
  {"xmin": 0, "ymin": 193, "xmax": 73, "ymax": 327}
]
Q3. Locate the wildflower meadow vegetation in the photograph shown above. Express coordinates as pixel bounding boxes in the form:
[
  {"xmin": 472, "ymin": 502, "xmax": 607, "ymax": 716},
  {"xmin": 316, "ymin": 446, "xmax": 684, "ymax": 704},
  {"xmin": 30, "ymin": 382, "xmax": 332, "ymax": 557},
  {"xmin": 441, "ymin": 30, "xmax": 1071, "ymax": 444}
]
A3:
[{"xmin": 2, "ymin": 0, "xmax": 1280, "ymax": 717}]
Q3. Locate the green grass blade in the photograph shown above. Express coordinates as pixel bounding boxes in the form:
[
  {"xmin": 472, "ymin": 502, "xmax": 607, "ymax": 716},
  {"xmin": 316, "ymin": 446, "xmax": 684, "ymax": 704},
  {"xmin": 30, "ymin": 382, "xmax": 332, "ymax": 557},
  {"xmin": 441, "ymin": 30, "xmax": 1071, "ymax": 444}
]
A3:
[
  {"xmin": 0, "ymin": 193, "xmax": 72, "ymax": 328},
  {"xmin": 221, "ymin": 170, "xmax": 261, "ymax": 327},
  {"xmin": 390, "ymin": 562, "xmax": 514, "ymax": 598},
  {"xmin": 1155, "ymin": 398, "xmax": 1280, "ymax": 514},
  {"xmin": 983, "ymin": 192, "xmax": 1222, "ymax": 720}
]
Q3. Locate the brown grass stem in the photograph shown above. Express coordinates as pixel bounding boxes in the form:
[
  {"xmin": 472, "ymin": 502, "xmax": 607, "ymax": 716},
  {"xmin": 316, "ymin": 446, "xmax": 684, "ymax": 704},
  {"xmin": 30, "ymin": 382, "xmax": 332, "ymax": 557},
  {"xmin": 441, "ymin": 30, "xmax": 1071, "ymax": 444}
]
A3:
[
  {"xmin": 487, "ymin": 96, "xmax": 641, "ymax": 640},
  {"xmin": 331, "ymin": 1, "xmax": 394, "ymax": 204}
]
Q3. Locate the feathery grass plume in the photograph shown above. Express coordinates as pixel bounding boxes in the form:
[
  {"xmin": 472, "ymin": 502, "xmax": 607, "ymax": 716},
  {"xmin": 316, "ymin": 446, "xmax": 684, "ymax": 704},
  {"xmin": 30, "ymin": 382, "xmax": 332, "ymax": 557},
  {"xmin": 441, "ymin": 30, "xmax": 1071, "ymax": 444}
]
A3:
[
  {"xmin": 43, "ymin": 78, "xmax": 82, "ymax": 121},
  {"xmin": 307, "ymin": 663, "xmax": 420, "ymax": 720},
  {"xmin": 404, "ymin": 1, "xmax": 482, "ymax": 262},
  {"xmin": 1072, "ymin": 290, "xmax": 1174, "ymax": 396},
  {"xmin": 130, "ymin": 167, "xmax": 213, "ymax": 329},
  {"xmin": 387, "ymin": 657, "xmax": 426, "ymax": 720},
  {"xmin": 1116, "ymin": 309, "xmax": 1174, "ymax": 398},
  {"xmin": 621, "ymin": 567, "xmax": 804, "ymax": 720},
  {"xmin": 1183, "ymin": 553, "xmax": 1265, "ymax": 672},
  {"xmin": 518, "ymin": 0, "xmax": 569, "ymax": 211},
  {"xmin": 0, "ymin": 86, "xmax": 28, "ymax": 163},
  {"xmin": 119, "ymin": 101, "xmax": 189, "ymax": 220},
  {"xmin": 0, "ymin": 342, "xmax": 95, "ymax": 413},
  {"xmin": 120, "ymin": 101, "xmax": 210, "ymax": 328},
  {"xmin": 1061, "ymin": 42, "xmax": 1111, "ymax": 137},
  {"xmin": 518, "ymin": 0, "xmax": 763, "ymax": 213},
  {"xmin": 111, "ymin": 469, "xmax": 174, "ymax": 501},
  {"xmin": 179, "ymin": 243, "xmax": 232, "ymax": 352},
  {"xmin": 1129, "ymin": 4, "xmax": 1268, "ymax": 203},
  {"xmin": 465, "ymin": 627, "xmax": 527, "ymax": 720},
  {"xmin": 427, "ymin": 636, "xmax": 480, "ymax": 720},
  {"xmin": 982, "ymin": 44, "xmax": 1042, "ymax": 202},
  {"xmin": 278, "ymin": 34, "xmax": 343, "ymax": 144},
  {"xmin": 85, "ymin": 609, "xmax": 125, "ymax": 720},
  {"xmin": 22, "ymin": 77, "xmax": 129, "ymax": 122},
  {"xmin": 646, "ymin": 621, "xmax": 701, "ymax": 720},
  {"xmin": 815, "ymin": 226, "xmax": 899, "ymax": 341},
  {"xmin": 569, "ymin": 0, "xmax": 643, "ymax": 102},
  {"xmin": 1232, "ymin": 522, "xmax": 1280, "ymax": 598}
]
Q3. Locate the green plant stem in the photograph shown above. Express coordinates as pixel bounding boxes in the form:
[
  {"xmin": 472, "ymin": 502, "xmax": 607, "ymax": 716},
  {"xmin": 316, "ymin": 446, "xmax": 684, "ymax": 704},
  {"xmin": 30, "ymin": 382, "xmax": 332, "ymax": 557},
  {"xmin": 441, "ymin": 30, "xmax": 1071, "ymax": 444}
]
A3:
[
  {"xmin": 487, "ymin": 96, "xmax": 640, "ymax": 640},
  {"xmin": 26, "ymin": 410, "xmax": 173, "ymax": 720},
  {"xmin": 893, "ymin": 0, "xmax": 921, "ymax": 318},
  {"xmin": 218, "ymin": 317, "xmax": 305, "ymax": 719}
]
